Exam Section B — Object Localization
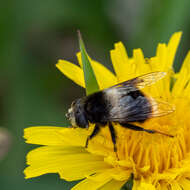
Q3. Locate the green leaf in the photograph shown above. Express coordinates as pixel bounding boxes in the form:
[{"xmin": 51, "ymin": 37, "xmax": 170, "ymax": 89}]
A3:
[{"xmin": 78, "ymin": 31, "xmax": 100, "ymax": 95}]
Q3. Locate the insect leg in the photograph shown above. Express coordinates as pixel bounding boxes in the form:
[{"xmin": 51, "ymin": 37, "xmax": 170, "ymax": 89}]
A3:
[
  {"xmin": 85, "ymin": 124, "xmax": 100, "ymax": 148},
  {"xmin": 108, "ymin": 122, "xmax": 117, "ymax": 152},
  {"xmin": 120, "ymin": 123, "xmax": 173, "ymax": 137}
]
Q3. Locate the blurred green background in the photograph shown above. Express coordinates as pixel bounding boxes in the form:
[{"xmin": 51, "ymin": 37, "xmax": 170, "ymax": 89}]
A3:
[{"xmin": 1, "ymin": 0, "xmax": 190, "ymax": 189}]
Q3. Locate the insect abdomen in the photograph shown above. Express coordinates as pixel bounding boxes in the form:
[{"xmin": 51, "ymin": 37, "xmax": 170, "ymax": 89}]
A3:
[{"xmin": 107, "ymin": 88, "xmax": 152, "ymax": 123}]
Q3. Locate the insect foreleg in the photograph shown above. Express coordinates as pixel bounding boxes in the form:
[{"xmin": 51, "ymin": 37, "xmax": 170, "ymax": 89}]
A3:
[{"xmin": 85, "ymin": 124, "xmax": 100, "ymax": 148}]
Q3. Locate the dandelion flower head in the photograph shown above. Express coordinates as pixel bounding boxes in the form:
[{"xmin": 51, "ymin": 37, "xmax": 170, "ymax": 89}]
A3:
[{"xmin": 24, "ymin": 32, "xmax": 190, "ymax": 190}]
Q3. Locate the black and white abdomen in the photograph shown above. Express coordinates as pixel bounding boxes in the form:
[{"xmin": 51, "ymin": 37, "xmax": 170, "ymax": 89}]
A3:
[
  {"xmin": 83, "ymin": 86, "xmax": 152, "ymax": 124},
  {"xmin": 105, "ymin": 87, "xmax": 152, "ymax": 123}
]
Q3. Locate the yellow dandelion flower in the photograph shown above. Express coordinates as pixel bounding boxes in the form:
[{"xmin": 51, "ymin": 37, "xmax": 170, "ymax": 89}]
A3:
[{"xmin": 24, "ymin": 32, "xmax": 190, "ymax": 190}]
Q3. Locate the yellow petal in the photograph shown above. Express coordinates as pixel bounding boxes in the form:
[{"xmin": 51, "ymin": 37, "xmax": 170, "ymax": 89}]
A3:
[
  {"xmin": 133, "ymin": 48, "xmax": 151, "ymax": 75},
  {"xmin": 24, "ymin": 126, "xmax": 88, "ymax": 146},
  {"xmin": 167, "ymin": 32, "xmax": 182, "ymax": 68},
  {"xmin": 173, "ymin": 51, "xmax": 190, "ymax": 97},
  {"xmin": 72, "ymin": 169, "xmax": 127, "ymax": 190},
  {"xmin": 169, "ymin": 181, "xmax": 182, "ymax": 190},
  {"xmin": 133, "ymin": 180, "xmax": 156, "ymax": 190},
  {"xmin": 76, "ymin": 52, "xmax": 117, "ymax": 89},
  {"xmin": 150, "ymin": 32, "xmax": 182, "ymax": 71},
  {"xmin": 72, "ymin": 179, "xmax": 107, "ymax": 190},
  {"xmin": 85, "ymin": 167, "xmax": 131, "ymax": 182},
  {"xmin": 148, "ymin": 44, "xmax": 173, "ymax": 98},
  {"xmin": 56, "ymin": 60, "xmax": 85, "ymax": 87},
  {"xmin": 156, "ymin": 183, "xmax": 170, "ymax": 190},
  {"xmin": 72, "ymin": 170, "xmax": 112, "ymax": 190},
  {"xmin": 110, "ymin": 168, "xmax": 131, "ymax": 181},
  {"xmin": 24, "ymin": 146, "xmax": 110, "ymax": 181},
  {"xmin": 154, "ymin": 43, "xmax": 167, "ymax": 71},
  {"xmin": 179, "ymin": 178, "xmax": 190, "ymax": 189},
  {"xmin": 98, "ymin": 179, "xmax": 126, "ymax": 190},
  {"xmin": 110, "ymin": 42, "xmax": 135, "ymax": 82}
]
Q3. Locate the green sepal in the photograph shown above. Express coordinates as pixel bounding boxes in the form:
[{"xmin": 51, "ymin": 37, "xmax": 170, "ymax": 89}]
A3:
[
  {"xmin": 78, "ymin": 31, "xmax": 100, "ymax": 95},
  {"xmin": 121, "ymin": 174, "xmax": 134, "ymax": 190}
]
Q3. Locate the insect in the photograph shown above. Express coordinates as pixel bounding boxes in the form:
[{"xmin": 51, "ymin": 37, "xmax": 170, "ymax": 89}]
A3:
[{"xmin": 66, "ymin": 72, "xmax": 174, "ymax": 152}]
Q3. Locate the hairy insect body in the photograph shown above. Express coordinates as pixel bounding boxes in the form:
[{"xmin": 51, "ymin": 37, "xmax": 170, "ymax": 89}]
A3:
[
  {"xmin": 66, "ymin": 72, "xmax": 174, "ymax": 153},
  {"xmin": 84, "ymin": 91, "xmax": 109, "ymax": 125},
  {"xmin": 84, "ymin": 88, "xmax": 151, "ymax": 125}
]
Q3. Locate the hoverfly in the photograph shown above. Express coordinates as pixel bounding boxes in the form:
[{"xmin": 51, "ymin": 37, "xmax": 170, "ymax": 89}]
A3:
[{"xmin": 66, "ymin": 72, "xmax": 174, "ymax": 152}]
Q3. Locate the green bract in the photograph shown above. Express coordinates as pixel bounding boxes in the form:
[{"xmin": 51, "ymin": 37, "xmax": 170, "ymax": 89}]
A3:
[{"xmin": 78, "ymin": 31, "xmax": 100, "ymax": 95}]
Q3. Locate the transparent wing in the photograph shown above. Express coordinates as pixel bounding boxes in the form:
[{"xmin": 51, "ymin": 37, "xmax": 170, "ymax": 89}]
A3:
[
  {"xmin": 148, "ymin": 98, "xmax": 175, "ymax": 117},
  {"xmin": 107, "ymin": 96, "xmax": 174, "ymax": 123},
  {"xmin": 104, "ymin": 72, "xmax": 166, "ymax": 93},
  {"xmin": 101, "ymin": 71, "xmax": 172, "ymax": 123}
]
